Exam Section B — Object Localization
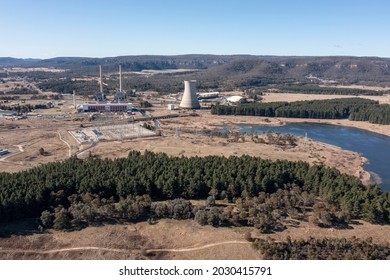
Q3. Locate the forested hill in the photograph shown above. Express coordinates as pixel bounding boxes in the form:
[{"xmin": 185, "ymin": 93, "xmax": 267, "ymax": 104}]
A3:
[
  {"xmin": 2, "ymin": 55, "xmax": 390, "ymax": 86},
  {"xmin": 0, "ymin": 151, "xmax": 389, "ymax": 228},
  {"xmin": 1, "ymin": 55, "xmax": 245, "ymax": 72},
  {"xmin": 204, "ymin": 56, "xmax": 390, "ymax": 86},
  {"xmin": 0, "ymin": 57, "xmax": 41, "ymax": 66}
]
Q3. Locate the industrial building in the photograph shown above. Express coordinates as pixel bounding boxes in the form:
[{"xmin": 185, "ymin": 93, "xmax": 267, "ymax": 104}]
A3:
[
  {"xmin": 198, "ymin": 92, "xmax": 219, "ymax": 99},
  {"xmin": 0, "ymin": 110, "xmax": 17, "ymax": 117},
  {"xmin": 75, "ymin": 64, "xmax": 135, "ymax": 113},
  {"xmin": 77, "ymin": 103, "xmax": 134, "ymax": 112},
  {"xmin": 225, "ymin": 95, "xmax": 247, "ymax": 103},
  {"xmin": 179, "ymin": 80, "xmax": 200, "ymax": 109},
  {"xmin": 0, "ymin": 149, "xmax": 9, "ymax": 156}
]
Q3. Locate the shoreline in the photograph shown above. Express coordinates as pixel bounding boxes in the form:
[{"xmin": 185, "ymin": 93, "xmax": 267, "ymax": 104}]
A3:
[
  {"xmin": 278, "ymin": 118, "xmax": 390, "ymax": 137},
  {"xmin": 219, "ymin": 116, "xmax": 388, "ymax": 187},
  {"xmin": 201, "ymin": 114, "xmax": 390, "ymax": 137},
  {"xmin": 165, "ymin": 112, "xmax": 388, "ymax": 186}
]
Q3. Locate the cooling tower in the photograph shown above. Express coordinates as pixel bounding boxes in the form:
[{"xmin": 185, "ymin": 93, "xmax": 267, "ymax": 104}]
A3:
[{"xmin": 179, "ymin": 80, "xmax": 200, "ymax": 109}]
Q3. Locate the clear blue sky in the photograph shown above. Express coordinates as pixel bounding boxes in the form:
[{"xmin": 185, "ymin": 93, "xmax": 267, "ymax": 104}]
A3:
[{"xmin": 1, "ymin": 0, "xmax": 389, "ymax": 58}]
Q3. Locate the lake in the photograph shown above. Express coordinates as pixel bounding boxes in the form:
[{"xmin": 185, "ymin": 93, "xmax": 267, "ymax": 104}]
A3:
[{"xmin": 239, "ymin": 123, "xmax": 390, "ymax": 192}]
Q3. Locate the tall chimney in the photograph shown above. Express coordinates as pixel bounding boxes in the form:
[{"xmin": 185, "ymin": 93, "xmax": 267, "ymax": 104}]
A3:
[
  {"xmin": 119, "ymin": 64, "xmax": 122, "ymax": 92},
  {"xmin": 73, "ymin": 90, "xmax": 76, "ymax": 109},
  {"xmin": 99, "ymin": 65, "xmax": 103, "ymax": 93}
]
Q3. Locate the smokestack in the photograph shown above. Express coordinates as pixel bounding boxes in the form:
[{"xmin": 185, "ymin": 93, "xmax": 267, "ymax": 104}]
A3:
[
  {"xmin": 99, "ymin": 65, "xmax": 103, "ymax": 93},
  {"xmin": 119, "ymin": 64, "xmax": 122, "ymax": 92},
  {"xmin": 73, "ymin": 90, "xmax": 76, "ymax": 109},
  {"xmin": 179, "ymin": 80, "xmax": 200, "ymax": 109}
]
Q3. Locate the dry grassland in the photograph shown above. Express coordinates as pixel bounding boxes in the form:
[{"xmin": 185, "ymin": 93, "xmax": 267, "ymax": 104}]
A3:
[
  {"xmin": 1, "ymin": 218, "xmax": 388, "ymax": 260},
  {"xmin": 262, "ymin": 92, "xmax": 390, "ymax": 105}
]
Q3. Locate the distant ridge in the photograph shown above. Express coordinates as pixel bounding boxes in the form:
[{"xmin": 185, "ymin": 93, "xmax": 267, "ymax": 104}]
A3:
[
  {"xmin": 1, "ymin": 54, "xmax": 390, "ymax": 85},
  {"xmin": 0, "ymin": 57, "xmax": 41, "ymax": 66}
]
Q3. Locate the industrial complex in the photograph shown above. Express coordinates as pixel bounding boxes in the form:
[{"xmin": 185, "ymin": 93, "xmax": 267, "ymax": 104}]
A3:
[
  {"xmin": 70, "ymin": 123, "xmax": 156, "ymax": 144},
  {"xmin": 70, "ymin": 67, "xmax": 230, "ymax": 146},
  {"xmin": 77, "ymin": 65, "xmax": 134, "ymax": 113},
  {"xmin": 0, "ymin": 63, "xmax": 253, "ymax": 166}
]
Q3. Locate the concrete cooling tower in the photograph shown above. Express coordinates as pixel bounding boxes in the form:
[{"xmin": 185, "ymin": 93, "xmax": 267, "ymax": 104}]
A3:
[{"xmin": 179, "ymin": 80, "xmax": 200, "ymax": 109}]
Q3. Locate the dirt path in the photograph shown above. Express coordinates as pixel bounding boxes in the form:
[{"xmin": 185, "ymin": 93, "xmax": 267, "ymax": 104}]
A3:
[
  {"xmin": 146, "ymin": 240, "xmax": 250, "ymax": 253},
  {"xmin": 15, "ymin": 145, "xmax": 24, "ymax": 152},
  {"xmin": 57, "ymin": 131, "xmax": 72, "ymax": 157},
  {"xmin": 0, "ymin": 246, "xmax": 132, "ymax": 254},
  {"xmin": 0, "ymin": 240, "xmax": 251, "ymax": 256}
]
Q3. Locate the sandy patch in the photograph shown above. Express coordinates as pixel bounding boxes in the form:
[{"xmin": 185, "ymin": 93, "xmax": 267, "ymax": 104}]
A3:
[{"xmin": 262, "ymin": 92, "xmax": 390, "ymax": 105}]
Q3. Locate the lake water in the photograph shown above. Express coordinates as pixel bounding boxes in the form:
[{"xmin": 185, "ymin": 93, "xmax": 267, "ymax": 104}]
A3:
[{"xmin": 239, "ymin": 123, "xmax": 390, "ymax": 192}]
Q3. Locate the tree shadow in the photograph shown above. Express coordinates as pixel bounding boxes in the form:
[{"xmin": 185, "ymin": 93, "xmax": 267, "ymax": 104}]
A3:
[
  {"xmin": 349, "ymin": 220, "xmax": 363, "ymax": 226},
  {"xmin": 0, "ymin": 218, "xmax": 41, "ymax": 237}
]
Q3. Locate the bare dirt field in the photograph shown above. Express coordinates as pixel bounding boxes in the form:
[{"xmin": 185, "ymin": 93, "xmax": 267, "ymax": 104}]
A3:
[
  {"xmin": 267, "ymin": 219, "xmax": 390, "ymax": 245},
  {"xmin": 323, "ymin": 84, "xmax": 390, "ymax": 91},
  {"xmin": 0, "ymin": 218, "xmax": 388, "ymax": 260},
  {"xmin": 262, "ymin": 92, "xmax": 390, "ymax": 105},
  {"xmin": 0, "ymin": 117, "xmax": 80, "ymax": 173}
]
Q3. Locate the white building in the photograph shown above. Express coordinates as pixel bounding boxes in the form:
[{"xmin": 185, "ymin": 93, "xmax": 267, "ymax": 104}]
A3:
[
  {"xmin": 77, "ymin": 103, "xmax": 134, "ymax": 113},
  {"xmin": 226, "ymin": 96, "xmax": 246, "ymax": 103}
]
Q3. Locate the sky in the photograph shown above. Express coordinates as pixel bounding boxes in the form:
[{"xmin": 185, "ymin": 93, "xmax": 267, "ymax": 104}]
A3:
[{"xmin": 1, "ymin": 0, "xmax": 390, "ymax": 58}]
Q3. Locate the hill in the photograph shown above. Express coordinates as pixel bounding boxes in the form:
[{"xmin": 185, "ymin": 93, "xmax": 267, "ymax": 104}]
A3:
[
  {"xmin": 2, "ymin": 55, "xmax": 390, "ymax": 88},
  {"xmin": 199, "ymin": 56, "xmax": 390, "ymax": 86},
  {"xmin": 20, "ymin": 55, "xmax": 247, "ymax": 73},
  {"xmin": 0, "ymin": 57, "xmax": 41, "ymax": 66}
]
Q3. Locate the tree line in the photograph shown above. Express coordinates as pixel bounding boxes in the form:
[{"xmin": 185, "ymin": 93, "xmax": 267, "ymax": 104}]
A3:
[
  {"xmin": 271, "ymin": 85, "xmax": 385, "ymax": 96},
  {"xmin": 0, "ymin": 103, "xmax": 49, "ymax": 112},
  {"xmin": 254, "ymin": 236, "xmax": 390, "ymax": 260},
  {"xmin": 0, "ymin": 151, "xmax": 389, "ymax": 230},
  {"xmin": 37, "ymin": 79, "xmax": 103, "ymax": 96},
  {"xmin": 37, "ymin": 183, "xmax": 365, "ymax": 233},
  {"xmin": 211, "ymin": 98, "xmax": 390, "ymax": 125},
  {"xmin": 4, "ymin": 87, "xmax": 38, "ymax": 95}
]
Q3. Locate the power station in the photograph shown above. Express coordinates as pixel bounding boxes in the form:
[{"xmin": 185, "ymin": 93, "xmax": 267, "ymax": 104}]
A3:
[
  {"xmin": 77, "ymin": 65, "xmax": 134, "ymax": 113},
  {"xmin": 180, "ymin": 80, "xmax": 200, "ymax": 109}
]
